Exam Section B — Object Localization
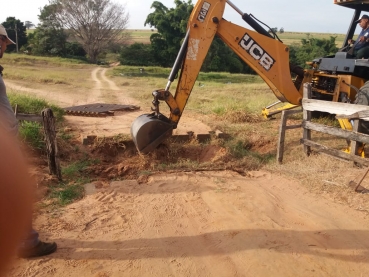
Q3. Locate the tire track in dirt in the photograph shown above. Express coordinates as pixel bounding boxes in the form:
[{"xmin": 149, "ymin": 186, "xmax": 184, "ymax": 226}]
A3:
[
  {"xmin": 87, "ymin": 67, "xmax": 104, "ymax": 103},
  {"xmin": 6, "ymin": 67, "xmax": 134, "ymax": 106},
  {"xmin": 100, "ymin": 68, "xmax": 120, "ymax": 91},
  {"xmin": 91, "ymin": 67, "xmax": 102, "ymax": 91},
  {"xmin": 89, "ymin": 66, "xmax": 139, "ymax": 106},
  {"xmin": 5, "ymin": 67, "xmax": 211, "ymax": 138}
]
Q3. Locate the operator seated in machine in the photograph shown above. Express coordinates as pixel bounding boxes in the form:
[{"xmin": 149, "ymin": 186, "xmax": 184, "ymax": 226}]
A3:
[{"xmin": 347, "ymin": 14, "xmax": 369, "ymax": 59}]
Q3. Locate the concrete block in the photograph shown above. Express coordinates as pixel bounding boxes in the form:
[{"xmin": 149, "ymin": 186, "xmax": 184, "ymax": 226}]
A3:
[
  {"xmin": 196, "ymin": 133, "xmax": 211, "ymax": 143},
  {"xmin": 171, "ymin": 134, "xmax": 191, "ymax": 143},
  {"xmin": 82, "ymin": 135, "xmax": 97, "ymax": 145},
  {"xmin": 215, "ymin": 130, "xmax": 229, "ymax": 139}
]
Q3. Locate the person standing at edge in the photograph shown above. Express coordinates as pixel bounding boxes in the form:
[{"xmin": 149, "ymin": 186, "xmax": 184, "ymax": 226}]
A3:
[{"xmin": 0, "ymin": 24, "xmax": 57, "ymax": 258}]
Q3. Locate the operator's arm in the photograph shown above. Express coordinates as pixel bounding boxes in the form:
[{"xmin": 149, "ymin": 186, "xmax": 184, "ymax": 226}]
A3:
[{"xmin": 353, "ymin": 29, "xmax": 369, "ymax": 47}]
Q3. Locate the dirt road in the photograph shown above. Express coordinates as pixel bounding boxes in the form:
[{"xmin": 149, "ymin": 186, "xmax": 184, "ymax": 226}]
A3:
[
  {"xmin": 6, "ymin": 66, "xmax": 211, "ymax": 137},
  {"xmin": 7, "ymin": 67, "xmax": 369, "ymax": 276},
  {"xmin": 10, "ymin": 171, "xmax": 369, "ymax": 276}
]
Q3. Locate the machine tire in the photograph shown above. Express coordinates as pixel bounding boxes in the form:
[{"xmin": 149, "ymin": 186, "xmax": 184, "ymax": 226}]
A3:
[
  {"xmin": 354, "ymin": 81, "xmax": 369, "ymax": 133},
  {"xmin": 354, "ymin": 81, "xmax": 369, "ymax": 106}
]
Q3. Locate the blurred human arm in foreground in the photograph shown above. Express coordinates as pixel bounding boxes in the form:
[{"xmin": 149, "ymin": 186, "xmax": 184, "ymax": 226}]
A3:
[
  {"xmin": 0, "ymin": 24, "xmax": 57, "ymax": 262},
  {"xmin": 0, "ymin": 128, "xmax": 32, "ymax": 275}
]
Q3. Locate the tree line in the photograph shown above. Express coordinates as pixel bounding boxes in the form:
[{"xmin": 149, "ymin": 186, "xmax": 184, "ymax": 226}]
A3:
[
  {"xmin": 2, "ymin": 0, "xmax": 338, "ymax": 72},
  {"xmin": 120, "ymin": 0, "xmax": 338, "ymax": 73}
]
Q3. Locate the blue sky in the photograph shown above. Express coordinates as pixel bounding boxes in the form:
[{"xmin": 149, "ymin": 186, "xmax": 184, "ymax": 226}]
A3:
[{"xmin": 0, "ymin": 0, "xmax": 363, "ymax": 34}]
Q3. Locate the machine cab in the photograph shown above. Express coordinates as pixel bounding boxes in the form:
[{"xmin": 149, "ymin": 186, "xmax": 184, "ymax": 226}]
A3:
[
  {"xmin": 334, "ymin": 0, "xmax": 369, "ymax": 54},
  {"xmin": 314, "ymin": 1, "xmax": 369, "ymax": 78}
]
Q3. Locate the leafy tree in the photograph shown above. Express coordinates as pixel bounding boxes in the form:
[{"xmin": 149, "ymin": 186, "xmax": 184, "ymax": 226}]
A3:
[
  {"xmin": 50, "ymin": 0, "xmax": 130, "ymax": 63},
  {"xmin": 289, "ymin": 35, "xmax": 338, "ymax": 68},
  {"xmin": 132, "ymin": 0, "xmax": 252, "ymax": 73},
  {"xmin": 279, "ymin": 27, "xmax": 284, "ymax": 34},
  {"xmin": 25, "ymin": 21, "xmax": 35, "ymax": 29},
  {"xmin": 119, "ymin": 43, "xmax": 156, "ymax": 66},
  {"xmin": 27, "ymin": 4, "xmax": 68, "ymax": 56},
  {"xmin": 1, "ymin": 17, "xmax": 27, "ymax": 53},
  {"xmin": 27, "ymin": 4, "xmax": 86, "ymax": 58},
  {"xmin": 149, "ymin": 32, "xmax": 174, "ymax": 67},
  {"xmin": 201, "ymin": 36, "xmax": 246, "ymax": 73},
  {"xmin": 65, "ymin": 42, "xmax": 86, "ymax": 57},
  {"xmin": 305, "ymin": 36, "xmax": 338, "ymax": 54},
  {"xmin": 145, "ymin": 0, "xmax": 193, "ymax": 67},
  {"xmin": 208, "ymin": 56, "xmax": 222, "ymax": 72}
]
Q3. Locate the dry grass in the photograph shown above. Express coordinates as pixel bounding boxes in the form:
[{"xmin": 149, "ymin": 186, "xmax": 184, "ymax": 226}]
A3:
[
  {"xmin": 262, "ymin": 119, "xmax": 369, "ymax": 215},
  {"xmin": 2, "ymin": 54, "xmax": 94, "ymax": 89},
  {"xmin": 125, "ymin": 29, "xmax": 156, "ymax": 45},
  {"xmin": 267, "ymin": 152, "xmax": 369, "ymax": 214},
  {"xmin": 278, "ymin": 32, "xmax": 345, "ymax": 47}
]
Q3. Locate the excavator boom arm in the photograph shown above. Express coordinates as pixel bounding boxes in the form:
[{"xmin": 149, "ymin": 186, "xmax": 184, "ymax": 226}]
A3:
[
  {"xmin": 170, "ymin": 0, "xmax": 302, "ymax": 123},
  {"xmin": 131, "ymin": 0, "xmax": 303, "ymax": 154}
]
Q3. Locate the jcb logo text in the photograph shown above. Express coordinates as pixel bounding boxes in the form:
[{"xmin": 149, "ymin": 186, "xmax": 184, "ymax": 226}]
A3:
[
  {"xmin": 197, "ymin": 2, "xmax": 210, "ymax": 22},
  {"xmin": 239, "ymin": 33, "xmax": 275, "ymax": 71}
]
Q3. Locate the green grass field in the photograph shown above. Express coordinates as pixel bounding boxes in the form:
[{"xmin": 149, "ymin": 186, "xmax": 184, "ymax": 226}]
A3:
[
  {"xmin": 125, "ymin": 29, "xmax": 156, "ymax": 44},
  {"xmin": 125, "ymin": 29, "xmax": 346, "ymax": 46},
  {"xmin": 277, "ymin": 32, "xmax": 346, "ymax": 47},
  {"xmin": 26, "ymin": 28, "xmax": 346, "ymax": 46}
]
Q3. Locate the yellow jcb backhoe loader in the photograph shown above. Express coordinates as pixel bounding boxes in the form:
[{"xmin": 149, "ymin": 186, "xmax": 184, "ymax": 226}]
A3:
[{"xmin": 131, "ymin": 0, "xmax": 369, "ymax": 154}]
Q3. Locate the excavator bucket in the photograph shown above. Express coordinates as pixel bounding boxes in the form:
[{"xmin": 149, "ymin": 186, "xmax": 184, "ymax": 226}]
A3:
[{"xmin": 130, "ymin": 113, "xmax": 174, "ymax": 154}]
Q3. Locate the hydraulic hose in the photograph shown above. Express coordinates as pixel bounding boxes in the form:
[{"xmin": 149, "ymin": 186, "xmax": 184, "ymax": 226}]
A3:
[{"xmin": 166, "ymin": 29, "xmax": 190, "ymax": 91}]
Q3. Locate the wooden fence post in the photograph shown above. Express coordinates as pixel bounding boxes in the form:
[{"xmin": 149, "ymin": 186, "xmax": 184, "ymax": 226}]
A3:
[
  {"xmin": 303, "ymin": 83, "xmax": 312, "ymax": 156},
  {"xmin": 277, "ymin": 110, "xmax": 288, "ymax": 164},
  {"xmin": 276, "ymin": 109, "xmax": 302, "ymax": 163},
  {"xmin": 350, "ymin": 118, "xmax": 362, "ymax": 167},
  {"xmin": 41, "ymin": 108, "xmax": 62, "ymax": 181}
]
